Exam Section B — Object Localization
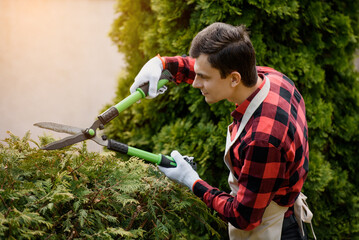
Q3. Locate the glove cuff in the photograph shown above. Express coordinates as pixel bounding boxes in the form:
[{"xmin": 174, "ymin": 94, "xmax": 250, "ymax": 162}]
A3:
[
  {"xmin": 156, "ymin": 54, "xmax": 166, "ymax": 69},
  {"xmin": 184, "ymin": 175, "xmax": 201, "ymax": 192}
]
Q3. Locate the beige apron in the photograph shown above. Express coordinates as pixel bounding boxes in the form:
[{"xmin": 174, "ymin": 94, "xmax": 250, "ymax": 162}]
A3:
[
  {"xmin": 223, "ymin": 77, "xmax": 315, "ymax": 239},
  {"xmin": 227, "ymin": 172, "xmax": 288, "ymax": 240}
]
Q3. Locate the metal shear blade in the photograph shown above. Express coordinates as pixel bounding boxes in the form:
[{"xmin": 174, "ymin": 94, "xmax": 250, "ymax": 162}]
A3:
[
  {"xmin": 34, "ymin": 122, "xmax": 107, "ymax": 150},
  {"xmin": 34, "ymin": 122, "xmax": 84, "ymax": 135},
  {"xmin": 40, "ymin": 133, "xmax": 88, "ymax": 150}
]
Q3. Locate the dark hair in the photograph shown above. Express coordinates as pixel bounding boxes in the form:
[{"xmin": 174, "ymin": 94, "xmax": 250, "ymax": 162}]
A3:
[{"xmin": 189, "ymin": 22, "xmax": 258, "ymax": 87}]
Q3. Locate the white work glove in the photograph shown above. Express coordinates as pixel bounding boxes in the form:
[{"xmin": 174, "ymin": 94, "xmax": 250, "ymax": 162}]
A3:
[
  {"xmin": 158, "ymin": 150, "xmax": 201, "ymax": 191},
  {"xmin": 130, "ymin": 56, "xmax": 167, "ymax": 99}
]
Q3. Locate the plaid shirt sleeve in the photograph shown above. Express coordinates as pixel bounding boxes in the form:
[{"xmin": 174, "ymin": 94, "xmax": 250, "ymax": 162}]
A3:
[
  {"xmin": 163, "ymin": 56, "xmax": 196, "ymax": 84},
  {"xmin": 193, "ymin": 140, "xmax": 285, "ymax": 231}
]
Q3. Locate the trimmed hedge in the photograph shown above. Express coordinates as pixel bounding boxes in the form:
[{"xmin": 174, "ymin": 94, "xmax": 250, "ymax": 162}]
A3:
[{"xmin": 0, "ymin": 132, "xmax": 226, "ymax": 239}]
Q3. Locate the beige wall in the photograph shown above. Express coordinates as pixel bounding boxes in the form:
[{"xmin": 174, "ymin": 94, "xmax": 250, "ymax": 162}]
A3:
[{"xmin": 0, "ymin": 0, "xmax": 125, "ymax": 151}]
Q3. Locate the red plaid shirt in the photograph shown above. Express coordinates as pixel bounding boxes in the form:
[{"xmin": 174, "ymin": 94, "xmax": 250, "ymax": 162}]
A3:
[{"xmin": 164, "ymin": 56, "xmax": 309, "ymax": 231}]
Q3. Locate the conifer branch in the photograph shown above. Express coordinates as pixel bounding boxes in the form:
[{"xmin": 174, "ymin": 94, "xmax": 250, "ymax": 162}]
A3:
[
  {"xmin": 0, "ymin": 195, "xmax": 8, "ymax": 209},
  {"xmin": 126, "ymin": 205, "xmax": 142, "ymax": 231}
]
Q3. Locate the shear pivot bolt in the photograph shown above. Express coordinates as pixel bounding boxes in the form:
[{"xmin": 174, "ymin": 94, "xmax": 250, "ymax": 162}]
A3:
[{"xmin": 84, "ymin": 128, "xmax": 95, "ymax": 137}]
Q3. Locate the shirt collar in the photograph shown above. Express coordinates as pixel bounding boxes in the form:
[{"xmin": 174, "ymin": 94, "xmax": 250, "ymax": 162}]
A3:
[{"xmin": 231, "ymin": 74, "xmax": 266, "ymax": 122}]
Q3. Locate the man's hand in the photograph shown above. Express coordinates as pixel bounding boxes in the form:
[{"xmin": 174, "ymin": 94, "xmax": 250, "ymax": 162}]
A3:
[
  {"xmin": 158, "ymin": 150, "xmax": 201, "ymax": 191},
  {"xmin": 130, "ymin": 56, "xmax": 166, "ymax": 99}
]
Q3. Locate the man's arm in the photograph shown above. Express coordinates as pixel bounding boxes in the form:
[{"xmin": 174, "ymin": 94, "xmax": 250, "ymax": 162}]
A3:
[
  {"xmin": 192, "ymin": 140, "xmax": 285, "ymax": 231},
  {"xmin": 130, "ymin": 55, "xmax": 195, "ymax": 98},
  {"xmin": 163, "ymin": 56, "xmax": 196, "ymax": 84}
]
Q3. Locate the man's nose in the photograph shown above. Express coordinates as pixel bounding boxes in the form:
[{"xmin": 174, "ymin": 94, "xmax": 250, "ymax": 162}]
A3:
[{"xmin": 192, "ymin": 76, "xmax": 201, "ymax": 88}]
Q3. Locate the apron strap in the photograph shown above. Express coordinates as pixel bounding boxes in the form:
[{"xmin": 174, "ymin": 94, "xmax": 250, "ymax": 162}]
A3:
[
  {"xmin": 224, "ymin": 76, "xmax": 271, "ymax": 172},
  {"xmin": 294, "ymin": 192, "xmax": 317, "ymax": 240}
]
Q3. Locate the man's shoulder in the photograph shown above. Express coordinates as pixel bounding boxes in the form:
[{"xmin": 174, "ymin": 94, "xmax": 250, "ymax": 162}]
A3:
[
  {"xmin": 256, "ymin": 66, "xmax": 281, "ymax": 75},
  {"xmin": 257, "ymin": 66, "xmax": 276, "ymax": 72},
  {"xmin": 257, "ymin": 66, "xmax": 295, "ymax": 88}
]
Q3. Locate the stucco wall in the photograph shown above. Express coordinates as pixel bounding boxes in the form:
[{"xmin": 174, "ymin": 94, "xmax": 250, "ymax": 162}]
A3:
[{"xmin": 0, "ymin": 0, "xmax": 124, "ymax": 151}]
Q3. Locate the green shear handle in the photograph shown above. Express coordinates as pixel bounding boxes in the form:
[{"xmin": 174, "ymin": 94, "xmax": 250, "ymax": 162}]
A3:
[
  {"xmin": 107, "ymin": 139, "xmax": 197, "ymax": 170},
  {"xmin": 107, "ymin": 139, "xmax": 176, "ymax": 168},
  {"xmin": 98, "ymin": 70, "xmax": 174, "ymax": 125}
]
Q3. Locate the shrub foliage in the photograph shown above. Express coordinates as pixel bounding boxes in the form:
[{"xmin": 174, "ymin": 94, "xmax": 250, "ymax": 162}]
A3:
[
  {"xmin": 0, "ymin": 132, "xmax": 226, "ymax": 239},
  {"xmin": 108, "ymin": 0, "xmax": 359, "ymax": 238}
]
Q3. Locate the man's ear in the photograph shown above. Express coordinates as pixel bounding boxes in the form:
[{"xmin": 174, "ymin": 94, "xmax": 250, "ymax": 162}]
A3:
[{"xmin": 230, "ymin": 72, "xmax": 241, "ymax": 87}]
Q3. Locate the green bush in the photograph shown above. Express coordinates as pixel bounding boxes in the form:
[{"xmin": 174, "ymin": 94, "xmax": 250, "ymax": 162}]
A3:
[
  {"xmin": 108, "ymin": 0, "xmax": 359, "ymax": 238},
  {"xmin": 0, "ymin": 132, "xmax": 226, "ymax": 239}
]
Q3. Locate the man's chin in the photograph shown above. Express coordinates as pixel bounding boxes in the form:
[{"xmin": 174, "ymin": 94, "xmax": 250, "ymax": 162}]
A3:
[{"xmin": 204, "ymin": 97, "xmax": 216, "ymax": 104}]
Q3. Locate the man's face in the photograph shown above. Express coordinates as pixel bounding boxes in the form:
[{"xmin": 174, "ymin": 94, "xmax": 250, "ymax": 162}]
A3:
[{"xmin": 193, "ymin": 54, "xmax": 232, "ymax": 104}]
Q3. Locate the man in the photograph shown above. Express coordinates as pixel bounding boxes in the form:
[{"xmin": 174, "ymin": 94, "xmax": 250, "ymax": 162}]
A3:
[{"xmin": 130, "ymin": 22, "xmax": 314, "ymax": 239}]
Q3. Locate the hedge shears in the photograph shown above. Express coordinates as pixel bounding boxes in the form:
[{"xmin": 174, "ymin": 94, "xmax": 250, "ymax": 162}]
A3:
[{"xmin": 34, "ymin": 70, "xmax": 196, "ymax": 170}]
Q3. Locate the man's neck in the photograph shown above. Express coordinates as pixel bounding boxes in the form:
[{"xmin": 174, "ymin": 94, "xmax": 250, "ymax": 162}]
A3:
[{"xmin": 230, "ymin": 75, "xmax": 263, "ymax": 105}]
